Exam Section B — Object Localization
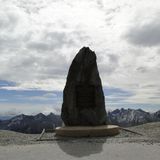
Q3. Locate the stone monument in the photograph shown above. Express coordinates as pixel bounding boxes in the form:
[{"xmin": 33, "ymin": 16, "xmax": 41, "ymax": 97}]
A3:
[
  {"xmin": 55, "ymin": 47, "xmax": 119, "ymax": 137},
  {"xmin": 61, "ymin": 47, "xmax": 107, "ymax": 126}
]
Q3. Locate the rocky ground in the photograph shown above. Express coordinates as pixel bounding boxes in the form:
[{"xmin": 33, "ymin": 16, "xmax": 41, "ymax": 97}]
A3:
[
  {"xmin": 0, "ymin": 122, "xmax": 159, "ymax": 160},
  {"xmin": 0, "ymin": 122, "xmax": 160, "ymax": 146}
]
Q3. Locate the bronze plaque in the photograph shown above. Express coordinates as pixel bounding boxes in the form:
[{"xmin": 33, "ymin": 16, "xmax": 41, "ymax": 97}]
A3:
[{"xmin": 76, "ymin": 85, "xmax": 95, "ymax": 109}]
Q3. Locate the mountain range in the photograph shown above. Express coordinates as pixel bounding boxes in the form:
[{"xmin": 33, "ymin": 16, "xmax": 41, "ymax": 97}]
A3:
[
  {"xmin": 0, "ymin": 108, "xmax": 160, "ymax": 134},
  {"xmin": 108, "ymin": 108, "xmax": 160, "ymax": 126},
  {"xmin": 0, "ymin": 113, "xmax": 62, "ymax": 134}
]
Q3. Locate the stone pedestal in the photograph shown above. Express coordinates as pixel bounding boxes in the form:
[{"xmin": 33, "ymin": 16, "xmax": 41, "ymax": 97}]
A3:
[{"xmin": 55, "ymin": 125, "xmax": 120, "ymax": 137}]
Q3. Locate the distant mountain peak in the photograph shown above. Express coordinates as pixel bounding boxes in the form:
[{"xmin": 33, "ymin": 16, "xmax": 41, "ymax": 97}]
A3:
[
  {"xmin": 108, "ymin": 108, "xmax": 160, "ymax": 127},
  {"xmin": 0, "ymin": 109, "xmax": 160, "ymax": 133},
  {"xmin": 0, "ymin": 113, "xmax": 62, "ymax": 134},
  {"xmin": 48, "ymin": 112, "xmax": 55, "ymax": 116}
]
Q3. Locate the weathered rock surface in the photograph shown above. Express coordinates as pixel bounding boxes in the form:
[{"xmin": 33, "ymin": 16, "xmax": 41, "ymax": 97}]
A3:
[{"xmin": 61, "ymin": 47, "xmax": 107, "ymax": 126}]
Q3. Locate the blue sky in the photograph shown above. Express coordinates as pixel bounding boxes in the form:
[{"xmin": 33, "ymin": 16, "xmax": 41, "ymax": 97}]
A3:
[
  {"xmin": 0, "ymin": 80, "xmax": 159, "ymax": 115},
  {"xmin": 0, "ymin": 0, "xmax": 160, "ymax": 115}
]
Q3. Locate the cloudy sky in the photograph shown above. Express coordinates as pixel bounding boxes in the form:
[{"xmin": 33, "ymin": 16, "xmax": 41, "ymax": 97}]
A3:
[{"xmin": 0, "ymin": 0, "xmax": 160, "ymax": 115}]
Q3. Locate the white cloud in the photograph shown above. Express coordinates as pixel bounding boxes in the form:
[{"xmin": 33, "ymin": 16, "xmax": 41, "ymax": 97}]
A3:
[
  {"xmin": 42, "ymin": 106, "xmax": 61, "ymax": 115},
  {"xmin": 0, "ymin": 0, "xmax": 160, "ymax": 105},
  {"xmin": 124, "ymin": 11, "xmax": 160, "ymax": 47},
  {"xmin": 0, "ymin": 101, "xmax": 61, "ymax": 115}
]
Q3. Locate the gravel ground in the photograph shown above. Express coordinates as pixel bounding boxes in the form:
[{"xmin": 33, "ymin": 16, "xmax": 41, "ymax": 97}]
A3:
[
  {"xmin": 0, "ymin": 122, "xmax": 160, "ymax": 160},
  {"xmin": 0, "ymin": 122, "xmax": 160, "ymax": 146}
]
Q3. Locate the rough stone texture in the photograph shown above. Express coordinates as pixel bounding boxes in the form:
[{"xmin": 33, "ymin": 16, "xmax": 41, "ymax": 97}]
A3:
[{"xmin": 61, "ymin": 47, "xmax": 107, "ymax": 126}]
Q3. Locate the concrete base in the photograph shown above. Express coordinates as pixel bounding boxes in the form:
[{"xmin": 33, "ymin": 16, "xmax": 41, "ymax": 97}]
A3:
[{"xmin": 55, "ymin": 125, "xmax": 120, "ymax": 137}]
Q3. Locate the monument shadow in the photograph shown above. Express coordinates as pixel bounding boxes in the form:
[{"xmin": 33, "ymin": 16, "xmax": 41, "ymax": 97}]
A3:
[{"xmin": 57, "ymin": 137, "xmax": 106, "ymax": 157}]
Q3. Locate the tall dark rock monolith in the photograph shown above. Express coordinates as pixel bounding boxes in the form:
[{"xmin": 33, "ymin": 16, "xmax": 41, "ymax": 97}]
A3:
[{"xmin": 61, "ymin": 47, "xmax": 107, "ymax": 126}]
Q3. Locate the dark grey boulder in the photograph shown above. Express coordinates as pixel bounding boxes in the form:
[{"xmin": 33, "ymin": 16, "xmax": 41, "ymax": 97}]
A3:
[{"xmin": 61, "ymin": 47, "xmax": 107, "ymax": 126}]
